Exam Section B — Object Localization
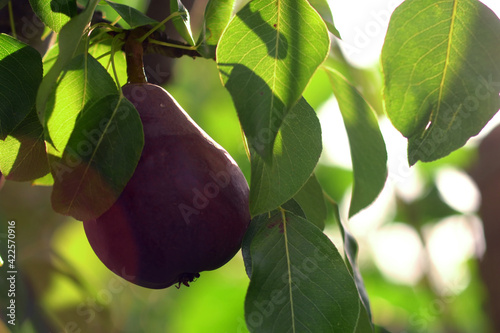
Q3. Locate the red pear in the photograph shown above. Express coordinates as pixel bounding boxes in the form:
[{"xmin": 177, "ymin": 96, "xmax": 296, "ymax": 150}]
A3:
[{"xmin": 83, "ymin": 83, "xmax": 250, "ymax": 289}]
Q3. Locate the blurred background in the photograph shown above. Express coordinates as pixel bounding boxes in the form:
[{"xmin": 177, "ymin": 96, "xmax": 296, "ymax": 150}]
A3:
[{"xmin": 1, "ymin": 0, "xmax": 500, "ymax": 332}]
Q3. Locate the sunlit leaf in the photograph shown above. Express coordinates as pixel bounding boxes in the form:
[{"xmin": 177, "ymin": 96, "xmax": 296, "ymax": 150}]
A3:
[
  {"xmin": 382, "ymin": 0, "xmax": 500, "ymax": 165},
  {"xmin": 43, "ymin": 37, "xmax": 127, "ymax": 89},
  {"xmin": 325, "ymin": 68, "xmax": 387, "ymax": 217},
  {"xmin": 104, "ymin": 0, "xmax": 160, "ymax": 29},
  {"xmin": 32, "ymin": 172, "xmax": 54, "ymax": 186},
  {"xmin": 217, "ymin": 0, "xmax": 330, "ymax": 160},
  {"xmin": 308, "ymin": 0, "xmax": 340, "ymax": 38},
  {"xmin": 244, "ymin": 210, "xmax": 361, "ymax": 332},
  {"xmin": 45, "ymin": 54, "xmax": 118, "ymax": 152},
  {"xmin": 170, "ymin": 0, "xmax": 195, "ymax": 46},
  {"xmin": 249, "ymin": 98, "xmax": 322, "ymax": 216},
  {"xmin": 0, "ymin": 108, "xmax": 49, "ymax": 181},
  {"xmin": 88, "ymin": 37, "xmax": 128, "ymax": 87},
  {"xmin": 36, "ymin": 0, "xmax": 100, "ymax": 129},
  {"xmin": 0, "ymin": 34, "xmax": 43, "ymax": 139},
  {"xmin": 197, "ymin": 0, "xmax": 235, "ymax": 59},
  {"xmin": 43, "ymin": 52, "xmax": 142, "ymax": 220},
  {"xmin": 328, "ymin": 42, "xmax": 384, "ymax": 116},
  {"xmin": 28, "ymin": 0, "xmax": 77, "ymax": 32},
  {"xmin": 42, "ymin": 43, "xmax": 59, "ymax": 75},
  {"xmin": 50, "ymin": 94, "xmax": 143, "ymax": 220}
]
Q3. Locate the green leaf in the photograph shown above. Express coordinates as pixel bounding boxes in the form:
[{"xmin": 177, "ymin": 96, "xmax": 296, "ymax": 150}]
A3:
[
  {"xmin": 374, "ymin": 325, "xmax": 393, "ymax": 333},
  {"xmin": 197, "ymin": 0, "xmax": 235, "ymax": 59},
  {"xmin": 308, "ymin": 0, "xmax": 341, "ymax": 38},
  {"xmin": 244, "ymin": 210, "xmax": 361, "ymax": 332},
  {"xmin": 45, "ymin": 54, "xmax": 118, "ymax": 152},
  {"xmin": 315, "ymin": 164, "xmax": 353, "ymax": 204},
  {"xmin": 36, "ymin": 0, "xmax": 101, "ymax": 127},
  {"xmin": 104, "ymin": 0, "xmax": 159, "ymax": 29},
  {"xmin": 328, "ymin": 42, "xmax": 385, "ymax": 116},
  {"xmin": 382, "ymin": 0, "xmax": 500, "ymax": 165},
  {"xmin": 0, "ymin": 34, "xmax": 43, "ymax": 140},
  {"xmin": 355, "ymin": 307, "xmax": 375, "ymax": 333},
  {"xmin": 249, "ymin": 98, "xmax": 322, "ymax": 216},
  {"xmin": 170, "ymin": 0, "xmax": 195, "ymax": 46},
  {"xmin": 0, "ymin": 108, "xmax": 49, "ymax": 182},
  {"xmin": 32, "ymin": 172, "xmax": 54, "ymax": 186},
  {"xmin": 217, "ymin": 0, "xmax": 330, "ymax": 160},
  {"xmin": 42, "ymin": 43, "xmax": 59, "ymax": 75},
  {"xmin": 325, "ymin": 68, "xmax": 387, "ymax": 217},
  {"xmin": 43, "ymin": 38, "xmax": 128, "ymax": 88},
  {"xmin": 281, "ymin": 199, "xmax": 306, "ymax": 219},
  {"xmin": 395, "ymin": 184, "xmax": 459, "ymax": 228},
  {"xmin": 88, "ymin": 37, "xmax": 128, "ymax": 87},
  {"xmin": 28, "ymin": 0, "xmax": 77, "ymax": 32},
  {"xmin": 242, "ymin": 199, "xmax": 307, "ymax": 279},
  {"xmin": 241, "ymin": 213, "xmax": 270, "ymax": 278},
  {"xmin": 44, "ymin": 52, "xmax": 143, "ymax": 220},
  {"xmin": 332, "ymin": 203, "xmax": 373, "ymax": 328},
  {"xmin": 50, "ymin": 94, "xmax": 143, "ymax": 220},
  {"xmin": 293, "ymin": 174, "xmax": 327, "ymax": 230}
]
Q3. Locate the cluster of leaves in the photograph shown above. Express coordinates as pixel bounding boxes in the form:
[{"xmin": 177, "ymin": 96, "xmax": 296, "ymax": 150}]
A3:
[{"xmin": 1, "ymin": 0, "xmax": 500, "ymax": 332}]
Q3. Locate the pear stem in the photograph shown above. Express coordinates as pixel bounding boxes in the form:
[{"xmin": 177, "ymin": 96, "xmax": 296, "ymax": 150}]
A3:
[{"xmin": 124, "ymin": 28, "xmax": 148, "ymax": 84}]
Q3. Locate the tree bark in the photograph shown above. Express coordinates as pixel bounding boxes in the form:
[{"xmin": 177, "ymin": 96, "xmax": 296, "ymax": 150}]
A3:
[{"xmin": 470, "ymin": 124, "xmax": 500, "ymax": 333}]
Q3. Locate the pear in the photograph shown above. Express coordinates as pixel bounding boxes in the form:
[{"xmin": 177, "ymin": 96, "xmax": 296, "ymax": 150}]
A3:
[{"xmin": 83, "ymin": 83, "xmax": 250, "ymax": 289}]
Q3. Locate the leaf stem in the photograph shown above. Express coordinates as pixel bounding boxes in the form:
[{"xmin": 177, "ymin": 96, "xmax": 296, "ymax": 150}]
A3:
[
  {"xmin": 137, "ymin": 11, "xmax": 183, "ymax": 43},
  {"xmin": 147, "ymin": 38, "xmax": 197, "ymax": 51},
  {"xmin": 89, "ymin": 22, "xmax": 123, "ymax": 34},
  {"xmin": 94, "ymin": 51, "xmax": 112, "ymax": 61},
  {"xmin": 280, "ymin": 208, "xmax": 296, "ymax": 333},
  {"xmin": 241, "ymin": 125, "xmax": 251, "ymax": 162},
  {"xmin": 322, "ymin": 190, "xmax": 337, "ymax": 206},
  {"xmin": 144, "ymin": 38, "xmax": 202, "ymax": 59},
  {"xmin": 111, "ymin": 35, "xmax": 124, "ymax": 89},
  {"xmin": 7, "ymin": 1, "xmax": 16, "ymax": 39},
  {"xmin": 111, "ymin": 16, "xmax": 122, "ymax": 27},
  {"xmin": 41, "ymin": 26, "xmax": 52, "ymax": 41}
]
